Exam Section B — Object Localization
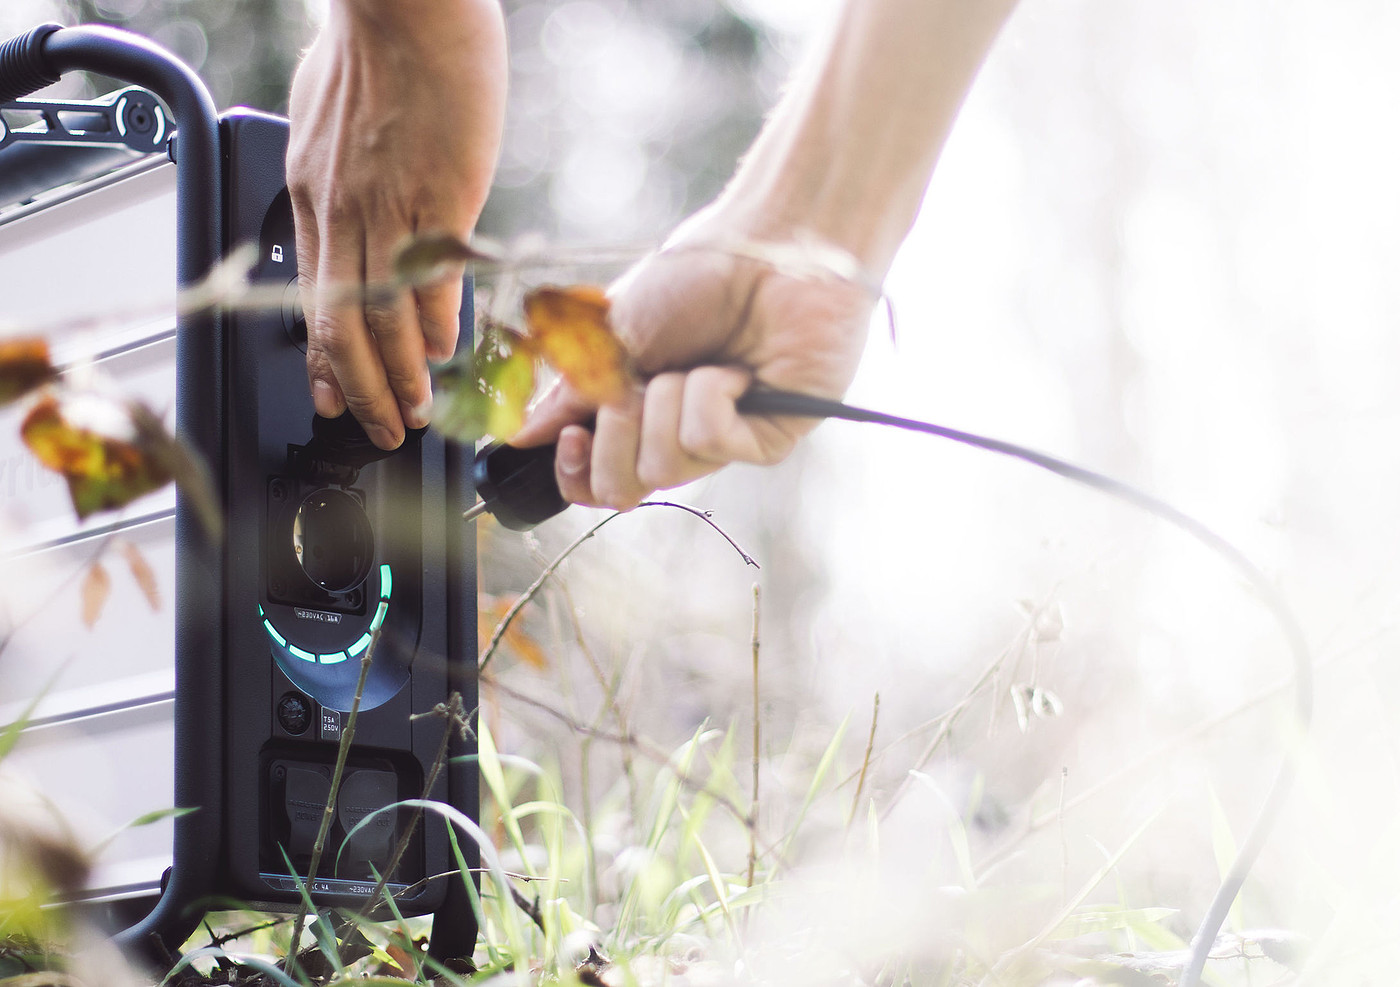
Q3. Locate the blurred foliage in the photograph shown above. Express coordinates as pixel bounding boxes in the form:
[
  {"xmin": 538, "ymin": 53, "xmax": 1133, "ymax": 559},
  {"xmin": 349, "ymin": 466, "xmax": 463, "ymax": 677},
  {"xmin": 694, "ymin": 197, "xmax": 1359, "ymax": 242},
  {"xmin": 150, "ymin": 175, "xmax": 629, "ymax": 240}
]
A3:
[
  {"xmin": 482, "ymin": 0, "xmax": 779, "ymax": 242},
  {"xmin": 39, "ymin": 0, "xmax": 780, "ymax": 244},
  {"xmin": 57, "ymin": 0, "xmax": 316, "ymax": 114}
]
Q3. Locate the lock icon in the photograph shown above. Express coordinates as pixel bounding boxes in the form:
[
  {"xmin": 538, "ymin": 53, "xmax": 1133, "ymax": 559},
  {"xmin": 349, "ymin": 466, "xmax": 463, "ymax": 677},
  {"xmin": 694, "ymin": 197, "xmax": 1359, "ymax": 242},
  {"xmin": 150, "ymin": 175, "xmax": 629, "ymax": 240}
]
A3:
[{"xmin": 271, "ymin": 244, "xmax": 284, "ymax": 263}]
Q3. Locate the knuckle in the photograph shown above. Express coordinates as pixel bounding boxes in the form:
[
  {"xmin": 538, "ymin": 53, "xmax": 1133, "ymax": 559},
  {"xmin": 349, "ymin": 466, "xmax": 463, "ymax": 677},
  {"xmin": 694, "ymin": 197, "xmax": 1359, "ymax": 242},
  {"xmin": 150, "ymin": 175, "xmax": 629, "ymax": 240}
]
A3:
[
  {"xmin": 591, "ymin": 471, "xmax": 647, "ymax": 512},
  {"xmin": 319, "ymin": 188, "xmax": 359, "ymax": 228},
  {"xmin": 362, "ymin": 299, "xmax": 402, "ymax": 336},
  {"xmin": 679, "ymin": 419, "xmax": 728, "ymax": 464},
  {"xmin": 557, "ymin": 474, "xmax": 595, "ymax": 509},
  {"xmin": 339, "ymin": 387, "xmax": 393, "ymax": 431},
  {"xmin": 385, "ymin": 368, "xmax": 430, "ymax": 407},
  {"xmin": 635, "ymin": 455, "xmax": 679, "ymax": 493},
  {"xmin": 307, "ymin": 313, "xmax": 356, "ymax": 358}
]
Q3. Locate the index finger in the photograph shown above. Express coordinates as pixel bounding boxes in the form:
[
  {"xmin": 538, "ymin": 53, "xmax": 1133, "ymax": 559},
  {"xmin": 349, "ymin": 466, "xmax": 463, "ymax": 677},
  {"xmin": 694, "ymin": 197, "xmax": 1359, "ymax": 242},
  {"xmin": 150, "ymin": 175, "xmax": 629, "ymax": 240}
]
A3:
[
  {"xmin": 509, "ymin": 378, "xmax": 598, "ymax": 449},
  {"xmin": 309, "ymin": 217, "xmax": 406, "ymax": 449}
]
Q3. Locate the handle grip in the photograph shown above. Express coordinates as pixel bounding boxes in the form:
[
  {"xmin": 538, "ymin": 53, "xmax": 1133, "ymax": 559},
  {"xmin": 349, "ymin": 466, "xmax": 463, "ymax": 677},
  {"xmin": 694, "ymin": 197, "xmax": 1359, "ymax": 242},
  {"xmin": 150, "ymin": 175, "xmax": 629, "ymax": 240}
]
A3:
[{"xmin": 0, "ymin": 23, "xmax": 61, "ymax": 105}]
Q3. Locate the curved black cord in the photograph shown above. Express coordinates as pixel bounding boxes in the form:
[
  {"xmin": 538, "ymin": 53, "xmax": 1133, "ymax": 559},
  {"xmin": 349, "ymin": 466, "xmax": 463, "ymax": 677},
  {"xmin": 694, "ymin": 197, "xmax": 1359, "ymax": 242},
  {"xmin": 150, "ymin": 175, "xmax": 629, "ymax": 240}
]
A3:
[{"xmin": 738, "ymin": 386, "xmax": 1312, "ymax": 987}]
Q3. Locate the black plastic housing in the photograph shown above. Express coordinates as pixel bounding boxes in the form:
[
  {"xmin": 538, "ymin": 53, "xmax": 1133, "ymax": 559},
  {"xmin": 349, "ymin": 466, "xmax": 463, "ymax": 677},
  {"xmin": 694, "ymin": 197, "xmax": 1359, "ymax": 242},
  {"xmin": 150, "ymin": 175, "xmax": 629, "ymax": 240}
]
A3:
[
  {"xmin": 220, "ymin": 110, "xmax": 479, "ymax": 943},
  {"xmin": 1, "ymin": 25, "xmax": 480, "ymax": 963}
]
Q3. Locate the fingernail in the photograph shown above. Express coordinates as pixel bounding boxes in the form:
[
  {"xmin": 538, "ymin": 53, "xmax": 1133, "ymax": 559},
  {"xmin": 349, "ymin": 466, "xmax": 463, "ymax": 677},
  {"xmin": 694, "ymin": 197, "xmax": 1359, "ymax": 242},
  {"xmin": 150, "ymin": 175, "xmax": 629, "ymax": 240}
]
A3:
[
  {"xmin": 312, "ymin": 379, "xmax": 344, "ymax": 417},
  {"xmin": 559, "ymin": 438, "xmax": 587, "ymax": 477},
  {"xmin": 370, "ymin": 424, "xmax": 403, "ymax": 450},
  {"xmin": 403, "ymin": 393, "xmax": 433, "ymax": 429}
]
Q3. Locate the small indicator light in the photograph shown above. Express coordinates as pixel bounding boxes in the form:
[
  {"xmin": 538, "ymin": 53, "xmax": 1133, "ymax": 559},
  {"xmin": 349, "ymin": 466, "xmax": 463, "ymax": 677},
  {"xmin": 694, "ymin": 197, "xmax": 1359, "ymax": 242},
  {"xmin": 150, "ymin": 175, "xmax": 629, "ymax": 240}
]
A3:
[
  {"xmin": 348, "ymin": 633, "xmax": 373, "ymax": 657},
  {"xmin": 262, "ymin": 619, "xmax": 287, "ymax": 647},
  {"xmin": 289, "ymin": 644, "xmax": 317, "ymax": 663},
  {"xmin": 320, "ymin": 651, "xmax": 349, "ymax": 665},
  {"xmin": 258, "ymin": 604, "xmax": 265, "ymax": 617},
  {"xmin": 380, "ymin": 564, "xmax": 393, "ymax": 600},
  {"xmin": 371, "ymin": 601, "xmax": 388, "ymax": 632}
]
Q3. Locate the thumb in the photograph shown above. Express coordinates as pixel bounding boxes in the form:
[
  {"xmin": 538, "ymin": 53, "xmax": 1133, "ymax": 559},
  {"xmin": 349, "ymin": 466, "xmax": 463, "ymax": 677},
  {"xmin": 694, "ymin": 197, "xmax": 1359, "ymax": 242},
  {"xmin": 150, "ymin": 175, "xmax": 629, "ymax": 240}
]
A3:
[{"xmin": 509, "ymin": 379, "xmax": 597, "ymax": 448}]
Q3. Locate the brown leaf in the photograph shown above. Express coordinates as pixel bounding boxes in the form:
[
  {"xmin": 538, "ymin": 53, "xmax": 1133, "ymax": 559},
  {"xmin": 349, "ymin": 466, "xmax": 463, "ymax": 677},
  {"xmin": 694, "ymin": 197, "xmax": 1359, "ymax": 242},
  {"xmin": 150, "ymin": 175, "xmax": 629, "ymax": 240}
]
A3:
[
  {"xmin": 119, "ymin": 539, "xmax": 161, "ymax": 612},
  {"xmin": 21, "ymin": 393, "xmax": 173, "ymax": 522},
  {"xmin": 0, "ymin": 337, "xmax": 57, "ymax": 407},
  {"xmin": 81, "ymin": 561, "xmax": 111, "ymax": 629},
  {"xmin": 478, "ymin": 594, "xmax": 550, "ymax": 671},
  {"xmin": 375, "ymin": 942, "xmax": 420, "ymax": 979},
  {"xmin": 522, "ymin": 284, "xmax": 635, "ymax": 405},
  {"xmin": 128, "ymin": 403, "xmax": 224, "ymax": 541},
  {"xmin": 0, "ymin": 780, "xmax": 91, "ymax": 896},
  {"xmin": 393, "ymin": 232, "xmax": 502, "ymax": 287}
]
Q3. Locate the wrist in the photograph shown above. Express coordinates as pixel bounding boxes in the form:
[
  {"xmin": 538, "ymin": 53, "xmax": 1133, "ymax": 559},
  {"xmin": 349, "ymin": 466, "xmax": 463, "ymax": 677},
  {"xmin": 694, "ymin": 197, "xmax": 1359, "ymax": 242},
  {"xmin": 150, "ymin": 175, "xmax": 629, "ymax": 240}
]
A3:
[
  {"xmin": 711, "ymin": 0, "xmax": 1017, "ymax": 281},
  {"xmin": 713, "ymin": 113, "xmax": 928, "ymax": 284}
]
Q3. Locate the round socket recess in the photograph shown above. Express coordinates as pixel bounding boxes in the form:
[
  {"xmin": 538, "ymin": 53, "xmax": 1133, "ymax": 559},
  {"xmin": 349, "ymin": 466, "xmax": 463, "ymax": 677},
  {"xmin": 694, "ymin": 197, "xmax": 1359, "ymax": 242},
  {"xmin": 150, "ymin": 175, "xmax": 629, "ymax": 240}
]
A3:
[{"xmin": 293, "ymin": 488, "xmax": 374, "ymax": 593}]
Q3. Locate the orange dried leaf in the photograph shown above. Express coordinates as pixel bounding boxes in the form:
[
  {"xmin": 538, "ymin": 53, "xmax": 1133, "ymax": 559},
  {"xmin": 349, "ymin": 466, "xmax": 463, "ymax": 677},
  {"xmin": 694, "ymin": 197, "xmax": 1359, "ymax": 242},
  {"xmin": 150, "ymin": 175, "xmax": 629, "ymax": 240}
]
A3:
[
  {"xmin": 21, "ymin": 393, "xmax": 173, "ymax": 521},
  {"xmin": 81, "ymin": 561, "xmax": 111, "ymax": 629},
  {"xmin": 0, "ymin": 337, "xmax": 56, "ymax": 407},
  {"xmin": 379, "ymin": 942, "xmax": 419, "ymax": 979},
  {"xmin": 522, "ymin": 284, "xmax": 634, "ymax": 405},
  {"xmin": 477, "ymin": 594, "xmax": 551, "ymax": 671},
  {"xmin": 120, "ymin": 539, "xmax": 161, "ymax": 612}
]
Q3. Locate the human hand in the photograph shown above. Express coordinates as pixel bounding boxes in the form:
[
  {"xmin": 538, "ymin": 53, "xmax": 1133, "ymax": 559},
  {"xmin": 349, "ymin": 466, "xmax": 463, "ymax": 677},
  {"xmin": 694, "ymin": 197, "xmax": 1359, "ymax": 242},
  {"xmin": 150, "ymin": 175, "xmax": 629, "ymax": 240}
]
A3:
[
  {"xmin": 509, "ymin": 215, "xmax": 875, "ymax": 510},
  {"xmin": 287, "ymin": 0, "xmax": 506, "ymax": 450}
]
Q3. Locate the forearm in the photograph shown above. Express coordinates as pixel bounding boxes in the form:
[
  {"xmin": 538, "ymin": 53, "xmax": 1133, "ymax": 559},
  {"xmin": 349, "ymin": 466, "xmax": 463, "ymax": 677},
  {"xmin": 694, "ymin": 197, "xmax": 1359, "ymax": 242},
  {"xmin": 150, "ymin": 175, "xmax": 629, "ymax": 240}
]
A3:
[
  {"xmin": 335, "ymin": 0, "xmax": 502, "ymax": 43},
  {"xmin": 716, "ymin": 0, "xmax": 1019, "ymax": 279}
]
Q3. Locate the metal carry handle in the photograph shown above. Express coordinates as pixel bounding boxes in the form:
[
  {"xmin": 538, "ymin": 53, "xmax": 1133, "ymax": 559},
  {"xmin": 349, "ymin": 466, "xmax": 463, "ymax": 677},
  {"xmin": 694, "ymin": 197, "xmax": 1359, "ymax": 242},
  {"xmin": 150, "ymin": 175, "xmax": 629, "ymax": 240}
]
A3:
[
  {"xmin": 0, "ymin": 23, "xmax": 62, "ymax": 104},
  {"xmin": 1, "ymin": 22, "xmax": 224, "ymax": 960}
]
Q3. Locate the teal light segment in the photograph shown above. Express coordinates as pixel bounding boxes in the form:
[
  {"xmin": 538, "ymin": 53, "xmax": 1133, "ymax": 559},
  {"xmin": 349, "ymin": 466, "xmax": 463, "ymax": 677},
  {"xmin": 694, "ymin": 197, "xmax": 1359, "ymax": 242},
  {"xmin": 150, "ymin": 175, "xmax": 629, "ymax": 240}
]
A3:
[
  {"xmin": 371, "ymin": 601, "xmax": 388, "ymax": 632},
  {"xmin": 258, "ymin": 604, "xmax": 265, "ymax": 617},
  {"xmin": 288, "ymin": 644, "xmax": 317, "ymax": 663},
  {"xmin": 348, "ymin": 633, "xmax": 373, "ymax": 657},
  {"xmin": 262, "ymin": 619, "xmax": 286, "ymax": 647},
  {"xmin": 320, "ymin": 651, "xmax": 349, "ymax": 665},
  {"xmin": 379, "ymin": 564, "xmax": 393, "ymax": 600}
]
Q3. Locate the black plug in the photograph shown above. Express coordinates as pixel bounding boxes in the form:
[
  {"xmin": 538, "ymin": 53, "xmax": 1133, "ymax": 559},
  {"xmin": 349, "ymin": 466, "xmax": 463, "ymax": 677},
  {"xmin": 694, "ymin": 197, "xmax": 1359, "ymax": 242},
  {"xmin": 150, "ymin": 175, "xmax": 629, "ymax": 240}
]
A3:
[
  {"xmin": 461, "ymin": 388, "xmax": 835, "ymax": 531},
  {"xmin": 464, "ymin": 442, "xmax": 568, "ymax": 531}
]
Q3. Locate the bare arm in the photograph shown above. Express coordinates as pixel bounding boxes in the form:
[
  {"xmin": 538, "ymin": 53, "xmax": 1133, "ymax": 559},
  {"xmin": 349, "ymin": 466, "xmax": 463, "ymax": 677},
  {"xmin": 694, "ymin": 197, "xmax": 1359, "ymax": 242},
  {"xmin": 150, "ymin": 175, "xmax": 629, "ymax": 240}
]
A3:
[
  {"xmin": 512, "ymin": 0, "xmax": 1020, "ymax": 508},
  {"xmin": 287, "ymin": 0, "xmax": 507, "ymax": 450}
]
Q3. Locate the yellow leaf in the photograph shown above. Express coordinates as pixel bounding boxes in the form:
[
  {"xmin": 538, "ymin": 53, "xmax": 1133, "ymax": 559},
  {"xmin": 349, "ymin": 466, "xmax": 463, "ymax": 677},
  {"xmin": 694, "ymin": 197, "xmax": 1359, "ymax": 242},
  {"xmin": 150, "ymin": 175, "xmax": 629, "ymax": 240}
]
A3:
[
  {"xmin": 431, "ymin": 324, "xmax": 536, "ymax": 444},
  {"xmin": 21, "ymin": 393, "xmax": 172, "ymax": 521}
]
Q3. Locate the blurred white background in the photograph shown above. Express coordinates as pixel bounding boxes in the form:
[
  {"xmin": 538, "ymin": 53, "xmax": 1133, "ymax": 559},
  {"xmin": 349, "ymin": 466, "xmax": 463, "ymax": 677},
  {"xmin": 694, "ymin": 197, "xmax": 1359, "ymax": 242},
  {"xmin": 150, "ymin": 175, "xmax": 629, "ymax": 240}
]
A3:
[{"xmin": 5, "ymin": 0, "xmax": 1400, "ymax": 978}]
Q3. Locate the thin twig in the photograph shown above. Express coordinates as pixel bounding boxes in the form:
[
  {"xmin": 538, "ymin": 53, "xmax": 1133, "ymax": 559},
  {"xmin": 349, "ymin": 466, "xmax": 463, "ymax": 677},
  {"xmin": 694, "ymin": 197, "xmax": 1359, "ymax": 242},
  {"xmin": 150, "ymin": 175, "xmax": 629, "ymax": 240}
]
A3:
[
  {"xmin": 284, "ymin": 627, "xmax": 379, "ymax": 980},
  {"xmin": 976, "ymin": 664, "xmax": 1302, "ymax": 880},
  {"xmin": 483, "ymin": 672, "xmax": 754, "ymax": 829},
  {"xmin": 746, "ymin": 584, "xmax": 761, "ymax": 890},
  {"xmin": 1059, "ymin": 767, "xmax": 1069, "ymax": 907},
  {"xmin": 879, "ymin": 637, "xmax": 1020, "ymax": 821},
  {"xmin": 360, "ymin": 693, "xmax": 470, "ymax": 914},
  {"xmin": 847, "ymin": 693, "xmax": 880, "ymax": 831},
  {"xmin": 510, "ymin": 886, "xmax": 547, "ymax": 935},
  {"xmin": 563, "ymin": 581, "xmax": 620, "ymax": 915},
  {"xmin": 478, "ymin": 501, "xmax": 758, "ymax": 673},
  {"xmin": 207, "ymin": 917, "xmax": 287, "ymax": 949}
]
